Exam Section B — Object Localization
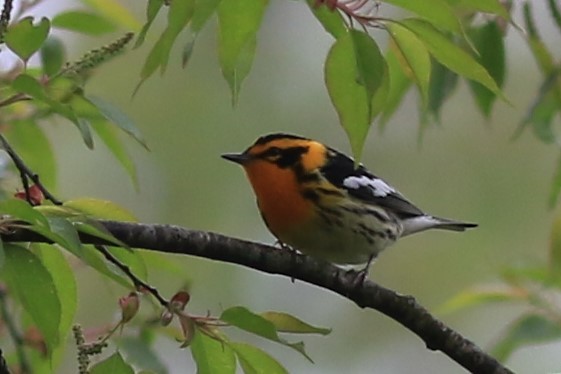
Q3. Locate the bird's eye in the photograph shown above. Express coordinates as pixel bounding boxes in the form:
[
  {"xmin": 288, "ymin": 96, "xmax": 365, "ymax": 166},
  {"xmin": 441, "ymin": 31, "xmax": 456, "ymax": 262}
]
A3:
[{"xmin": 266, "ymin": 147, "xmax": 282, "ymax": 157}]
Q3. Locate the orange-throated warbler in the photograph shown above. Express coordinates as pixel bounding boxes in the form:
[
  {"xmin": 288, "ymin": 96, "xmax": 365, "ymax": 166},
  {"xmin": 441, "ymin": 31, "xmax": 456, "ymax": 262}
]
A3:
[{"xmin": 222, "ymin": 133, "xmax": 477, "ymax": 274}]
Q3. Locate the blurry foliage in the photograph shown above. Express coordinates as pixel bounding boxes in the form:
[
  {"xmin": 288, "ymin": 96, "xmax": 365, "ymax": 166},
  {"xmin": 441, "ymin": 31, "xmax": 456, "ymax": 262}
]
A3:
[{"xmin": 0, "ymin": 0, "xmax": 559, "ymax": 372}]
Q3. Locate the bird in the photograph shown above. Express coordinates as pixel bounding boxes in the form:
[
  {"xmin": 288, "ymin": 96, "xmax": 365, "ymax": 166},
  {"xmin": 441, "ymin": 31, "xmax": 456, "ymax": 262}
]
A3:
[{"xmin": 222, "ymin": 133, "xmax": 477, "ymax": 275}]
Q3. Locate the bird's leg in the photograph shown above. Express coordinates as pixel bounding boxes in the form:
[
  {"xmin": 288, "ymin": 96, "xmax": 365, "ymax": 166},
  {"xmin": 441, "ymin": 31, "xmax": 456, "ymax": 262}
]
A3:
[
  {"xmin": 350, "ymin": 254, "xmax": 375, "ymax": 288},
  {"xmin": 276, "ymin": 240, "xmax": 298, "ymax": 283}
]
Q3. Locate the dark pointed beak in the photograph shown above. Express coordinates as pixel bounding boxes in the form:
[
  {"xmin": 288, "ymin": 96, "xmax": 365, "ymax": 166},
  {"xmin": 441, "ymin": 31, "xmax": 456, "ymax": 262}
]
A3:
[{"xmin": 221, "ymin": 152, "xmax": 251, "ymax": 165}]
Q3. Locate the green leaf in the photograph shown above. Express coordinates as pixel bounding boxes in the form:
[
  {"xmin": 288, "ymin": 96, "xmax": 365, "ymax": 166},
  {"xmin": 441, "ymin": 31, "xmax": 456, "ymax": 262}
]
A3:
[
  {"xmin": 5, "ymin": 17, "xmax": 50, "ymax": 62},
  {"xmin": 72, "ymin": 221, "xmax": 128, "ymax": 248},
  {"xmin": 52, "ymin": 11, "xmax": 116, "ymax": 35},
  {"xmin": 447, "ymin": 0, "xmax": 510, "ymax": 20},
  {"xmin": 386, "ymin": 23, "xmax": 430, "ymax": 103},
  {"xmin": 380, "ymin": 45, "xmax": 413, "ymax": 127},
  {"xmin": 492, "ymin": 314, "xmax": 561, "ymax": 361},
  {"xmin": 90, "ymin": 119, "xmax": 138, "ymax": 187},
  {"xmin": 306, "ymin": 0, "xmax": 346, "ymax": 39},
  {"xmin": 11, "ymin": 74, "xmax": 47, "ymax": 100},
  {"xmin": 548, "ymin": 0, "xmax": 561, "ymax": 34},
  {"xmin": 425, "ymin": 59, "xmax": 458, "ymax": 121},
  {"xmin": 6, "ymin": 120, "xmax": 57, "ymax": 190},
  {"xmin": 467, "ymin": 21, "xmax": 505, "ymax": 117},
  {"xmin": 86, "ymin": 95, "xmax": 148, "ymax": 149},
  {"xmin": 2, "ymin": 244, "xmax": 61, "ymax": 353},
  {"xmin": 523, "ymin": 2, "xmax": 554, "ymax": 74},
  {"xmin": 0, "ymin": 199, "xmax": 49, "ymax": 228},
  {"xmin": 218, "ymin": 0, "xmax": 268, "ymax": 105},
  {"xmin": 325, "ymin": 30, "xmax": 387, "ymax": 161},
  {"xmin": 134, "ymin": 0, "xmax": 165, "ymax": 48},
  {"xmin": 44, "ymin": 216, "xmax": 82, "ymax": 254},
  {"xmin": 260, "ymin": 312, "xmax": 331, "ymax": 335},
  {"xmin": 231, "ymin": 342, "xmax": 288, "ymax": 374},
  {"xmin": 139, "ymin": 0, "xmax": 195, "ymax": 86},
  {"xmin": 220, "ymin": 306, "xmax": 312, "ymax": 362},
  {"xmin": 77, "ymin": 245, "xmax": 133, "ymax": 289},
  {"xmin": 192, "ymin": 0, "xmax": 222, "ymax": 33},
  {"xmin": 401, "ymin": 18, "xmax": 502, "ymax": 96},
  {"xmin": 82, "ymin": 0, "xmax": 141, "ymax": 31},
  {"xmin": 383, "ymin": 0, "xmax": 462, "ymax": 34},
  {"xmin": 35, "ymin": 244, "xmax": 77, "ymax": 367},
  {"xmin": 64, "ymin": 198, "xmax": 137, "ymax": 222},
  {"xmin": 191, "ymin": 328, "xmax": 236, "ymax": 374},
  {"xmin": 40, "ymin": 36, "xmax": 66, "ymax": 76},
  {"xmin": 90, "ymin": 352, "xmax": 135, "ymax": 374},
  {"xmin": 437, "ymin": 287, "xmax": 527, "ymax": 314}
]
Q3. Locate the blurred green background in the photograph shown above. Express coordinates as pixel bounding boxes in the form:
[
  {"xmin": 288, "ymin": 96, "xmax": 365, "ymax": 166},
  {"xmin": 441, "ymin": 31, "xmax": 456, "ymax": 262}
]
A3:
[{"xmin": 46, "ymin": 0, "xmax": 560, "ymax": 372}]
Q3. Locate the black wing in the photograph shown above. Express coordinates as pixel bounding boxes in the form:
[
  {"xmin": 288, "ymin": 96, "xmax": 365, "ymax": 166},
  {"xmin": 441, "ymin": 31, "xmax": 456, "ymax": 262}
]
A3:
[{"xmin": 320, "ymin": 148, "xmax": 424, "ymax": 218}]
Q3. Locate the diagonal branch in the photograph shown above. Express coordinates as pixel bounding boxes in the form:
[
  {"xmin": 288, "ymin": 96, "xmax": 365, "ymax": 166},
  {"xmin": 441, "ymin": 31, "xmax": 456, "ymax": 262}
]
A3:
[{"xmin": 1, "ymin": 220, "xmax": 513, "ymax": 374}]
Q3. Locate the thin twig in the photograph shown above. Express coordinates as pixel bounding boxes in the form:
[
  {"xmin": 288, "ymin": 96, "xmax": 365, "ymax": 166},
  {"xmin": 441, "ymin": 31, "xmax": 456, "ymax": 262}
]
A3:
[
  {"xmin": 0, "ymin": 0, "xmax": 13, "ymax": 43},
  {"xmin": 94, "ymin": 245, "xmax": 169, "ymax": 307},
  {"xmin": 0, "ymin": 94, "xmax": 32, "ymax": 109},
  {"xmin": 0, "ymin": 288, "xmax": 30, "ymax": 374},
  {"xmin": 0, "ymin": 134, "xmax": 62, "ymax": 205}
]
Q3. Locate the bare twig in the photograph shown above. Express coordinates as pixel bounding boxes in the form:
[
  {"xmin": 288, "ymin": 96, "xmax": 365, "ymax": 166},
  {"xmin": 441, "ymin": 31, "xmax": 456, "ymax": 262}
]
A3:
[
  {"xmin": 2, "ymin": 221, "xmax": 514, "ymax": 374},
  {"xmin": 0, "ymin": 0, "xmax": 13, "ymax": 43},
  {"xmin": 0, "ymin": 94, "xmax": 32, "ymax": 109},
  {"xmin": 0, "ymin": 134, "xmax": 62, "ymax": 205},
  {"xmin": 0, "ymin": 287, "xmax": 30, "ymax": 374},
  {"xmin": 94, "ymin": 245, "xmax": 169, "ymax": 307}
]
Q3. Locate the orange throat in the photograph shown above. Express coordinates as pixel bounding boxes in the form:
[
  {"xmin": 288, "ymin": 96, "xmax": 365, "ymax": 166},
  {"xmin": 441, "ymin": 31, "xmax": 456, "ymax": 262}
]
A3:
[{"xmin": 243, "ymin": 161, "xmax": 314, "ymax": 235}]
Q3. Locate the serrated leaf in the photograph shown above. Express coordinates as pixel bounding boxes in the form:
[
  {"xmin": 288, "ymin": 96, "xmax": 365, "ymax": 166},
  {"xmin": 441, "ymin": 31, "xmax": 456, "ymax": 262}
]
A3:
[
  {"xmin": 90, "ymin": 352, "xmax": 135, "ymax": 374},
  {"xmin": 86, "ymin": 95, "xmax": 147, "ymax": 149},
  {"xmin": 134, "ymin": 0, "xmax": 165, "ymax": 48},
  {"xmin": 383, "ymin": 0, "xmax": 462, "ymax": 34},
  {"xmin": 2, "ymin": 244, "xmax": 61, "ymax": 353},
  {"xmin": 386, "ymin": 23, "xmax": 430, "ymax": 104},
  {"xmin": 306, "ymin": 0, "xmax": 346, "ymax": 39},
  {"xmin": 40, "ymin": 36, "xmax": 65, "ymax": 76},
  {"xmin": 402, "ymin": 18, "xmax": 502, "ymax": 97},
  {"xmin": 492, "ymin": 314, "xmax": 561, "ymax": 361},
  {"xmin": 191, "ymin": 328, "xmax": 236, "ymax": 374},
  {"xmin": 380, "ymin": 47, "xmax": 412, "ymax": 127},
  {"xmin": 52, "ymin": 11, "xmax": 116, "ymax": 35},
  {"xmin": 138, "ymin": 0, "xmax": 195, "ymax": 86},
  {"xmin": 6, "ymin": 119, "xmax": 57, "ymax": 190},
  {"xmin": 192, "ymin": 0, "xmax": 222, "ymax": 33},
  {"xmin": 325, "ymin": 30, "xmax": 386, "ymax": 161},
  {"xmin": 220, "ymin": 306, "xmax": 312, "ymax": 362},
  {"xmin": 82, "ymin": 0, "xmax": 141, "ymax": 31},
  {"xmin": 232, "ymin": 342, "xmax": 288, "ymax": 374},
  {"xmin": 260, "ymin": 312, "xmax": 331, "ymax": 335},
  {"xmin": 35, "ymin": 244, "xmax": 77, "ymax": 367},
  {"xmin": 437, "ymin": 287, "xmax": 527, "ymax": 314},
  {"xmin": 467, "ymin": 21, "xmax": 505, "ymax": 117},
  {"xmin": 0, "ymin": 199, "xmax": 49, "ymax": 228},
  {"xmin": 5, "ymin": 17, "xmax": 50, "ymax": 62},
  {"xmin": 218, "ymin": 0, "xmax": 268, "ymax": 105},
  {"xmin": 64, "ymin": 198, "xmax": 137, "ymax": 222}
]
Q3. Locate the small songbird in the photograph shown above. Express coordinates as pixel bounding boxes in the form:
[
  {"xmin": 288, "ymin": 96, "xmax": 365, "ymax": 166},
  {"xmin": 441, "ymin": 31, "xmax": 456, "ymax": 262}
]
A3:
[{"xmin": 222, "ymin": 133, "xmax": 477, "ymax": 273}]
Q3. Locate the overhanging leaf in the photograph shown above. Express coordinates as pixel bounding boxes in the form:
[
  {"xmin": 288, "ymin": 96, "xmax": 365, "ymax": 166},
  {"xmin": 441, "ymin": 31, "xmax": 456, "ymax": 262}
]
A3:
[
  {"xmin": 231, "ymin": 342, "xmax": 288, "ymax": 374},
  {"xmin": 260, "ymin": 311, "xmax": 331, "ymax": 335},
  {"xmin": 401, "ymin": 18, "xmax": 502, "ymax": 97},
  {"xmin": 134, "ymin": 0, "xmax": 165, "ymax": 48},
  {"xmin": 386, "ymin": 23, "xmax": 430, "ymax": 104},
  {"xmin": 306, "ymin": 0, "xmax": 346, "ymax": 39},
  {"xmin": 90, "ymin": 352, "xmax": 135, "ymax": 374},
  {"xmin": 325, "ymin": 30, "xmax": 387, "ymax": 161},
  {"xmin": 218, "ymin": 0, "xmax": 269, "ymax": 105},
  {"xmin": 383, "ymin": 0, "xmax": 462, "ymax": 34}
]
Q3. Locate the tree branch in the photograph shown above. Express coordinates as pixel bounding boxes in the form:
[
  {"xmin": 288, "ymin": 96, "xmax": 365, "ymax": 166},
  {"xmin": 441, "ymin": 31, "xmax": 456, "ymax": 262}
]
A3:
[{"xmin": 2, "ymin": 220, "xmax": 513, "ymax": 374}]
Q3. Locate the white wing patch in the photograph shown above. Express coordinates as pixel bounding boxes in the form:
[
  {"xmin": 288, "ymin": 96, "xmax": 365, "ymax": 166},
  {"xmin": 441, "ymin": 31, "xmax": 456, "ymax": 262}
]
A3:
[{"xmin": 342, "ymin": 175, "xmax": 395, "ymax": 197}]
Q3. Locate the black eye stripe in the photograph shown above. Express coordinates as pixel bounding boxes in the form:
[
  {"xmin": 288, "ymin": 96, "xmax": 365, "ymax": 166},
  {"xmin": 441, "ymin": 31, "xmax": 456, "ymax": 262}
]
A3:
[{"xmin": 258, "ymin": 146, "xmax": 309, "ymax": 167}]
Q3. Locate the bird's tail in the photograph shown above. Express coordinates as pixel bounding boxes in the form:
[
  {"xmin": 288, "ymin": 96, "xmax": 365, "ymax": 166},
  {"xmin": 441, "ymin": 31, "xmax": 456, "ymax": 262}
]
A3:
[{"xmin": 401, "ymin": 215, "xmax": 478, "ymax": 237}]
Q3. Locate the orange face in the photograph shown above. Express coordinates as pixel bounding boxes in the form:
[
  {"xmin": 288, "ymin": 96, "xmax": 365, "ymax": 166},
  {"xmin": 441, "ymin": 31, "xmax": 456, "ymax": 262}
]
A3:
[{"xmin": 222, "ymin": 135, "xmax": 327, "ymax": 237}]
